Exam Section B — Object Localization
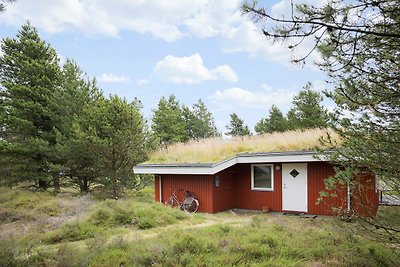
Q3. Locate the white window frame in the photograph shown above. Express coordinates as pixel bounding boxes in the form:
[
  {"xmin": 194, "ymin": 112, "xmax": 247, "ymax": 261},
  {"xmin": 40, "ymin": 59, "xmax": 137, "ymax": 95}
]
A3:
[{"xmin": 251, "ymin": 164, "xmax": 274, "ymax": 191}]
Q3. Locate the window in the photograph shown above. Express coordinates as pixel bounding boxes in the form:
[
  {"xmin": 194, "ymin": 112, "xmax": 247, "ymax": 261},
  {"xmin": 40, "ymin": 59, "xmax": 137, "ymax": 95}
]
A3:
[
  {"xmin": 214, "ymin": 175, "xmax": 220, "ymax": 188},
  {"xmin": 251, "ymin": 164, "xmax": 274, "ymax": 191}
]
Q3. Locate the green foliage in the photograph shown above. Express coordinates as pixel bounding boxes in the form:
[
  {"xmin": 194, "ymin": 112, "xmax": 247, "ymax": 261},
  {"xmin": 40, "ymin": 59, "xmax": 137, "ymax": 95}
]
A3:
[
  {"xmin": 55, "ymin": 59, "xmax": 103, "ymax": 193},
  {"xmin": 152, "ymin": 95, "xmax": 188, "ymax": 145},
  {"xmin": 1, "ymin": 187, "xmax": 399, "ymax": 266},
  {"xmin": 255, "ymin": 105, "xmax": 289, "ymax": 134},
  {"xmin": 152, "ymin": 96, "xmax": 220, "ymax": 146},
  {"xmin": 254, "ymin": 83, "xmax": 328, "ymax": 134},
  {"xmin": 89, "ymin": 199, "xmax": 187, "ymax": 230},
  {"xmin": 127, "ymin": 215, "xmax": 399, "ymax": 266},
  {"xmin": 0, "ymin": 237, "xmax": 16, "ymax": 267},
  {"xmin": 0, "ymin": 187, "xmax": 62, "ymax": 222},
  {"xmin": 287, "ymin": 82, "xmax": 328, "ymax": 129},
  {"xmin": 243, "ymin": 0, "xmax": 400, "ymax": 243},
  {"xmin": 43, "ymin": 196, "xmax": 187, "ymax": 244},
  {"xmin": 70, "ymin": 95, "xmax": 148, "ymax": 198},
  {"xmin": 88, "ymin": 247, "xmax": 130, "ymax": 267},
  {"xmin": 0, "ymin": 25, "xmax": 151, "ymax": 196},
  {"xmin": 183, "ymin": 99, "xmax": 220, "ymax": 140},
  {"xmin": 225, "ymin": 113, "xmax": 251, "ymax": 137},
  {"xmin": 45, "ymin": 221, "xmax": 103, "ymax": 244},
  {"xmin": 0, "ymin": 22, "xmax": 62, "ymax": 189}
]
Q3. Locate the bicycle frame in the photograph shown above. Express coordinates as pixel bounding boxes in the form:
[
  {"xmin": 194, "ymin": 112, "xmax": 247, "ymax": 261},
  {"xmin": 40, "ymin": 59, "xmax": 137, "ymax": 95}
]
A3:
[{"xmin": 165, "ymin": 189, "xmax": 199, "ymax": 213}]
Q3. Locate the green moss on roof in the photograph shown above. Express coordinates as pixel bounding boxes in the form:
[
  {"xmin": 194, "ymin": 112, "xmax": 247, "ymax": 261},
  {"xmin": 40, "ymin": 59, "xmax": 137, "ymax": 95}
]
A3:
[{"xmin": 146, "ymin": 128, "xmax": 340, "ymax": 164}]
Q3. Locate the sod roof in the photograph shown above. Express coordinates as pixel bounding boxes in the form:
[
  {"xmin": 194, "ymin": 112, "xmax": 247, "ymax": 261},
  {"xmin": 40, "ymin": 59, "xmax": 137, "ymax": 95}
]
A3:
[{"xmin": 145, "ymin": 128, "xmax": 340, "ymax": 164}]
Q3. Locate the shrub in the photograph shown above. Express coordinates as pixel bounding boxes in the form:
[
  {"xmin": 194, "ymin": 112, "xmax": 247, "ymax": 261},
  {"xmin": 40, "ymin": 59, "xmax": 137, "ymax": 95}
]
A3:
[
  {"xmin": 89, "ymin": 200, "xmax": 187, "ymax": 229},
  {"xmin": 45, "ymin": 221, "xmax": 103, "ymax": 244},
  {"xmin": 87, "ymin": 247, "xmax": 130, "ymax": 267},
  {"xmin": 0, "ymin": 238, "xmax": 16, "ymax": 267},
  {"xmin": 171, "ymin": 233, "xmax": 205, "ymax": 255}
]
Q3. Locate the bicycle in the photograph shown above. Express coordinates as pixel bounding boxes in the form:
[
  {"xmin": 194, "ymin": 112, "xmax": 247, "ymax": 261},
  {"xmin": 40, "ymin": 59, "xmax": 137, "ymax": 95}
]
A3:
[{"xmin": 165, "ymin": 189, "xmax": 199, "ymax": 213}]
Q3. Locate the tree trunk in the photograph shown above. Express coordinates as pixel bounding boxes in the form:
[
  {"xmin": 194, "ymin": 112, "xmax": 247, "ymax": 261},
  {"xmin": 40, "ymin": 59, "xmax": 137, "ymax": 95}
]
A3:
[
  {"xmin": 38, "ymin": 178, "xmax": 48, "ymax": 190},
  {"xmin": 112, "ymin": 173, "xmax": 118, "ymax": 199},
  {"xmin": 53, "ymin": 176, "xmax": 60, "ymax": 192},
  {"xmin": 112, "ymin": 165, "xmax": 118, "ymax": 199},
  {"xmin": 78, "ymin": 177, "xmax": 90, "ymax": 193},
  {"xmin": 83, "ymin": 177, "xmax": 89, "ymax": 192}
]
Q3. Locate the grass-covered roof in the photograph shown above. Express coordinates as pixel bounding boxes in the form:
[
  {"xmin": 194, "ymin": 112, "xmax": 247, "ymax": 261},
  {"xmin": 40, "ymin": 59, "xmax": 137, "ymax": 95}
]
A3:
[{"xmin": 146, "ymin": 128, "xmax": 340, "ymax": 164}]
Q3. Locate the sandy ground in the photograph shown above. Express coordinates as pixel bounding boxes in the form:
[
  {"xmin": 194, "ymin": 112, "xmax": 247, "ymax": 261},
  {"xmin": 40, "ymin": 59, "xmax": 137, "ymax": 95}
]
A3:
[{"xmin": 0, "ymin": 194, "xmax": 95, "ymax": 238}]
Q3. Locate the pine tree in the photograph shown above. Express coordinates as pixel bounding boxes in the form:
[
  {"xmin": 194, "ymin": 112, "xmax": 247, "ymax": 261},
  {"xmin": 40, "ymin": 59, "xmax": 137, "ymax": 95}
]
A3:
[
  {"xmin": 0, "ymin": 23, "xmax": 62, "ymax": 189},
  {"xmin": 151, "ymin": 95, "xmax": 188, "ymax": 145},
  {"xmin": 255, "ymin": 105, "xmax": 288, "ymax": 134},
  {"xmin": 287, "ymin": 83, "xmax": 328, "ymax": 130},
  {"xmin": 184, "ymin": 99, "xmax": 220, "ymax": 140},
  {"xmin": 0, "ymin": 0, "xmax": 14, "ymax": 12},
  {"xmin": 225, "ymin": 113, "xmax": 251, "ymax": 137},
  {"xmin": 82, "ymin": 95, "xmax": 147, "ymax": 198},
  {"xmin": 243, "ymin": 0, "xmax": 400, "ymax": 239},
  {"xmin": 55, "ymin": 60, "xmax": 103, "ymax": 192}
]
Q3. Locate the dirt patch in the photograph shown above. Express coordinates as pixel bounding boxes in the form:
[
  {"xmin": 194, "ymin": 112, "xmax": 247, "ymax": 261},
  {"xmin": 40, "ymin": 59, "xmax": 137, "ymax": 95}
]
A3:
[
  {"xmin": 0, "ymin": 194, "xmax": 96, "ymax": 238},
  {"xmin": 44, "ymin": 195, "xmax": 95, "ymax": 230}
]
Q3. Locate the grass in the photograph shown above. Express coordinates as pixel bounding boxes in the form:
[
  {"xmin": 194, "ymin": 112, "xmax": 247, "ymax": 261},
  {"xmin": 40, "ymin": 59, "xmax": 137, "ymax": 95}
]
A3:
[
  {"xmin": 0, "ymin": 187, "xmax": 63, "ymax": 224},
  {"xmin": 146, "ymin": 128, "xmax": 340, "ymax": 164},
  {"xmin": 1, "ymin": 186, "xmax": 399, "ymax": 266}
]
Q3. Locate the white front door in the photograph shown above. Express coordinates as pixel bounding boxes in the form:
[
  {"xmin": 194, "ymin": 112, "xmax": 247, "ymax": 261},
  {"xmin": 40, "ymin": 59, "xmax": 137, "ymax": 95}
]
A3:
[{"xmin": 282, "ymin": 163, "xmax": 308, "ymax": 212}]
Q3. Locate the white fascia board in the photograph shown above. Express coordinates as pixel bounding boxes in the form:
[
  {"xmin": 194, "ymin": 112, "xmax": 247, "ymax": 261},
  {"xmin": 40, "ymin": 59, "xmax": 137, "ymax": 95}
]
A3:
[
  {"xmin": 134, "ymin": 167, "xmax": 215, "ymax": 175},
  {"xmin": 237, "ymin": 154, "xmax": 327, "ymax": 164},
  {"xmin": 133, "ymin": 153, "xmax": 328, "ymax": 175}
]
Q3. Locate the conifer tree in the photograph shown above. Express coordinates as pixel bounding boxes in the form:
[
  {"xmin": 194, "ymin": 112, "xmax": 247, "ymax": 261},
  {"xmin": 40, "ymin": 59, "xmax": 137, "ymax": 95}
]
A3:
[
  {"xmin": 243, "ymin": 0, "xmax": 400, "ymax": 239},
  {"xmin": 81, "ymin": 95, "xmax": 147, "ymax": 198},
  {"xmin": 255, "ymin": 105, "xmax": 288, "ymax": 134},
  {"xmin": 55, "ymin": 60, "xmax": 103, "ymax": 192},
  {"xmin": 287, "ymin": 83, "xmax": 328, "ymax": 130},
  {"xmin": 0, "ymin": 23, "xmax": 62, "ymax": 189},
  {"xmin": 226, "ymin": 113, "xmax": 251, "ymax": 137},
  {"xmin": 184, "ymin": 99, "xmax": 220, "ymax": 140},
  {"xmin": 151, "ymin": 95, "xmax": 188, "ymax": 145}
]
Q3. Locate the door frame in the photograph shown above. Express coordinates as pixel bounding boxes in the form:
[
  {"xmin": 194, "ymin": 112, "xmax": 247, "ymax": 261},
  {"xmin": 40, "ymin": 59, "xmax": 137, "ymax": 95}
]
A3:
[{"xmin": 282, "ymin": 163, "xmax": 308, "ymax": 212}]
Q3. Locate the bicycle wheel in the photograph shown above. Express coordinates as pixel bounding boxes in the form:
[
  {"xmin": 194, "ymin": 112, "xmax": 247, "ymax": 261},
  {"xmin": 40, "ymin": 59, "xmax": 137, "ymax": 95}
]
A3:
[
  {"xmin": 165, "ymin": 196, "xmax": 176, "ymax": 207},
  {"xmin": 183, "ymin": 197, "xmax": 199, "ymax": 213}
]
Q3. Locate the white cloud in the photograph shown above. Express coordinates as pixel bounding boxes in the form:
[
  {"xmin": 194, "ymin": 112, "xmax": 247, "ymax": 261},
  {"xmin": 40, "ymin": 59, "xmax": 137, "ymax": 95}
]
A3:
[
  {"xmin": 212, "ymin": 65, "xmax": 239, "ymax": 83},
  {"xmin": 184, "ymin": 0, "xmax": 241, "ymax": 38},
  {"xmin": 0, "ymin": 0, "xmax": 239, "ymax": 42},
  {"xmin": 0, "ymin": 0, "xmax": 321, "ymax": 65},
  {"xmin": 97, "ymin": 73, "xmax": 130, "ymax": 83},
  {"xmin": 210, "ymin": 86, "xmax": 295, "ymax": 108},
  {"xmin": 260, "ymin": 83, "xmax": 273, "ymax": 91},
  {"xmin": 136, "ymin": 79, "xmax": 149, "ymax": 86},
  {"xmin": 221, "ymin": 16, "xmax": 321, "ymax": 65},
  {"xmin": 153, "ymin": 53, "xmax": 238, "ymax": 84}
]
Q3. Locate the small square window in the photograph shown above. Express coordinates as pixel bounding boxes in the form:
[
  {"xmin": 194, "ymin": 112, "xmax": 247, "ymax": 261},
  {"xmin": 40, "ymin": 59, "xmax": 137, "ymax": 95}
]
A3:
[
  {"xmin": 251, "ymin": 164, "xmax": 274, "ymax": 191},
  {"xmin": 290, "ymin": 169, "xmax": 299, "ymax": 178},
  {"xmin": 214, "ymin": 176, "xmax": 220, "ymax": 188}
]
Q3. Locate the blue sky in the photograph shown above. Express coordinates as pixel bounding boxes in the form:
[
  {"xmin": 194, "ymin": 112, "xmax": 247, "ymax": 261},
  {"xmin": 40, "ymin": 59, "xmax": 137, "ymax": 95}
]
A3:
[{"xmin": 0, "ymin": 0, "xmax": 333, "ymax": 133}]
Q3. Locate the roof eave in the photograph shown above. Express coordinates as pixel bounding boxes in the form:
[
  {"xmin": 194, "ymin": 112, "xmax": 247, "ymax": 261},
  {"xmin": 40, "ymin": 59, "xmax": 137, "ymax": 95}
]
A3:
[{"xmin": 133, "ymin": 151, "xmax": 330, "ymax": 175}]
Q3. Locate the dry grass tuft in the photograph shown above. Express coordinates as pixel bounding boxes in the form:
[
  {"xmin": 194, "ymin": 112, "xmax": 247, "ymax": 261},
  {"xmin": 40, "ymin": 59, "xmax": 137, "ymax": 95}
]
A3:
[{"xmin": 146, "ymin": 128, "xmax": 340, "ymax": 164}]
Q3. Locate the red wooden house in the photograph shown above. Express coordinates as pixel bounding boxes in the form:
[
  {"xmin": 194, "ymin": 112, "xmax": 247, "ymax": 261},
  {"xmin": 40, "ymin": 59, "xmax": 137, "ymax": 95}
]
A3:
[{"xmin": 134, "ymin": 151, "xmax": 379, "ymax": 216}]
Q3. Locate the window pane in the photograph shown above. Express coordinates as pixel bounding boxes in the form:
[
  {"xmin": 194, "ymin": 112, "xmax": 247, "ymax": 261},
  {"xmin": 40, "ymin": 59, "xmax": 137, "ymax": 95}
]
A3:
[{"xmin": 253, "ymin": 165, "xmax": 272, "ymax": 189}]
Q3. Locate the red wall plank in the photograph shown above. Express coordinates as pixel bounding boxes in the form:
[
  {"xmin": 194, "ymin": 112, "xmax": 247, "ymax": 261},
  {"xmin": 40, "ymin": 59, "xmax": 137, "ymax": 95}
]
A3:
[
  {"xmin": 212, "ymin": 168, "xmax": 235, "ymax": 212},
  {"xmin": 233, "ymin": 163, "xmax": 282, "ymax": 212},
  {"xmin": 154, "ymin": 162, "xmax": 378, "ymax": 216},
  {"xmin": 154, "ymin": 175, "xmax": 160, "ymax": 202},
  {"xmin": 307, "ymin": 162, "xmax": 347, "ymax": 215},
  {"xmin": 351, "ymin": 174, "xmax": 379, "ymax": 217},
  {"xmin": 159, "ymin": 174, "xmax": 214, "ymax": 213}
]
